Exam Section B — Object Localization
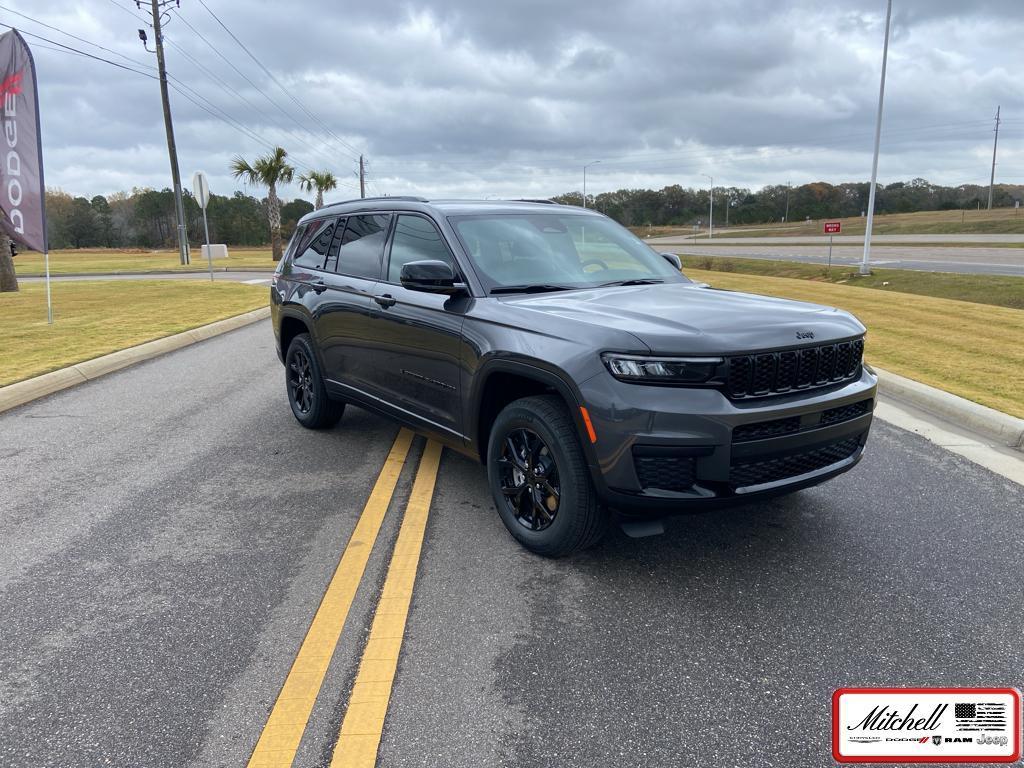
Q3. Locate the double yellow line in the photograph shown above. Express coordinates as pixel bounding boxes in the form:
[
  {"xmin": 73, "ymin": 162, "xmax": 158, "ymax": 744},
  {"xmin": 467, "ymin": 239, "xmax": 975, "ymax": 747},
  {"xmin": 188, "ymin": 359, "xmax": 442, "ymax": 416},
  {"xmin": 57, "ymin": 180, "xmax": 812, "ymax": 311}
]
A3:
[{"xmin": 248, "ymin": 429, "xmax": 442, "ymax": 768}]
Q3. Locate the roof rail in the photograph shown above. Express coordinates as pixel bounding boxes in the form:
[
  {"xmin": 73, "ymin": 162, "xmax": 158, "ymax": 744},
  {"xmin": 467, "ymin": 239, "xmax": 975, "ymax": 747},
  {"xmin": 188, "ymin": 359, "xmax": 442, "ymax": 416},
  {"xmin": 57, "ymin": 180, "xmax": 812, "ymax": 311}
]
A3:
[
  {"xmin": 510, "ymin": 198, "xmax": 557, "ymax": 204},
  {"xmin": 326, "ymin": 195, "xmax": 429, "ymax": 206}
]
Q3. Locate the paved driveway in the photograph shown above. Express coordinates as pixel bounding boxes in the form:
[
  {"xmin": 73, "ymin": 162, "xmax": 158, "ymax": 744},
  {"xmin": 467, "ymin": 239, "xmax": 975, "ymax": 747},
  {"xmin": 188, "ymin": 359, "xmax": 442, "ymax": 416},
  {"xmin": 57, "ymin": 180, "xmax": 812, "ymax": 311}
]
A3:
[{"xmin": 1, "ymin": 322, "xmax": 1021, "ymax": 767}]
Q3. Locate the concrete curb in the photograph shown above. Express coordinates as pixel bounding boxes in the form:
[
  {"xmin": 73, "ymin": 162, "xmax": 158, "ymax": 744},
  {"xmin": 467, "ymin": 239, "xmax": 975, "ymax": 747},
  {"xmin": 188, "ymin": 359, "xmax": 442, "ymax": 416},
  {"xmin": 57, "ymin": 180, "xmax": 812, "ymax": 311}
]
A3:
[
  {"xmin": 0, "ymin": 307, "xmax": 271, "ymax": 414},
  {"xmin": 874, "ymin": 366, "xmax": 1024, "ymax": 450}
]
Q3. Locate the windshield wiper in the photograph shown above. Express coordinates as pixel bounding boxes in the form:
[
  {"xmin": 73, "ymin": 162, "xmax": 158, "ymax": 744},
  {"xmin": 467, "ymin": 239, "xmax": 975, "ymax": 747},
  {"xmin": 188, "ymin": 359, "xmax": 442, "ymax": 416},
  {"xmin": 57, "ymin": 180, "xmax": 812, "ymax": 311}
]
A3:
[
  {"xmin": 598, "ymin": 278, "xmax": 665, "ymax": 287},
  {"xmin": 489, "ymin": 284, "xmax": 576, "ymax": 294}
]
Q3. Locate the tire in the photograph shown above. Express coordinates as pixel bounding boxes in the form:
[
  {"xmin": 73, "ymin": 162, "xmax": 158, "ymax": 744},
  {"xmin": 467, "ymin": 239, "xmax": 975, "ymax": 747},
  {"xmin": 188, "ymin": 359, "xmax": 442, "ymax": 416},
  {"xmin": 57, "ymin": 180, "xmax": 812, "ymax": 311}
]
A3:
[
  {"xmin": 285, "ymin": 333, "xmax": 345, "ymax": 429},
  {"xmin": 486, "ymin": 395, "xmax": 608, "ymax": 557}
]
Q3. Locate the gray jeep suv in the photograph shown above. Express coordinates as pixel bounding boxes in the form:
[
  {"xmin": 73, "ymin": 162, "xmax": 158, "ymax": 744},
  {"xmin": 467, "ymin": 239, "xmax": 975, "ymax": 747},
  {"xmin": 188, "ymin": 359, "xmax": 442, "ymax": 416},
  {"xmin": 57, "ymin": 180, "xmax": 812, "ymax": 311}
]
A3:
[{"xmin": 271, "ymin": 198, "xmax": 876, "ymax": 556}]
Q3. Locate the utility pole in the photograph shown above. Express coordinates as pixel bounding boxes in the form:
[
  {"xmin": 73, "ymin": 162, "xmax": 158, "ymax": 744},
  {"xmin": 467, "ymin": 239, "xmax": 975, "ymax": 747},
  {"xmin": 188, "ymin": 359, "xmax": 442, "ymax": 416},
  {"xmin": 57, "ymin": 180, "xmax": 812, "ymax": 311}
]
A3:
[
  {"xmin": 987, "ymin": 105, "xmax": 1001, "ymax": 210},
  {"xmin": 359, "ymin": 154, "xmax": 366, "ymax": 199},
  {"xmin": 860, "ymin": 0, "xmax": 892, "ymax": 276},
  {"xmin": 148, "ymin": 0, "xmax": 189, "ymax": 264},
  {"xmin": 784, "ymin": 180, "xmax": 791, "ymax": 223}
]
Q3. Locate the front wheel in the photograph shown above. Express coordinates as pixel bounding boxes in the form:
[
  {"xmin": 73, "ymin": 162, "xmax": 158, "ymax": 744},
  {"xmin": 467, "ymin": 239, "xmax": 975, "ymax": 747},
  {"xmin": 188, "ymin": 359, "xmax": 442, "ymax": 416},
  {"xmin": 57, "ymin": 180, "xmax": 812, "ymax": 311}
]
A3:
[
  {"xmin": 285, "ymin": 333, "xmax": 344, "ymax": 429},
  {"xmin": 487, "ymin": 395, "xmax": 608, "ymax": 557}
]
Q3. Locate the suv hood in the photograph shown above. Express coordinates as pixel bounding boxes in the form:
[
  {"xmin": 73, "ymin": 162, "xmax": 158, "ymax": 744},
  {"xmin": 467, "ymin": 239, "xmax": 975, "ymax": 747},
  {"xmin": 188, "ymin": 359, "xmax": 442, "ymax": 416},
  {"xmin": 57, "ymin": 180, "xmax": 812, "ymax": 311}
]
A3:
[{"xmin": 498, "ymin": 282, "xmax": 864, "ymax": 355}]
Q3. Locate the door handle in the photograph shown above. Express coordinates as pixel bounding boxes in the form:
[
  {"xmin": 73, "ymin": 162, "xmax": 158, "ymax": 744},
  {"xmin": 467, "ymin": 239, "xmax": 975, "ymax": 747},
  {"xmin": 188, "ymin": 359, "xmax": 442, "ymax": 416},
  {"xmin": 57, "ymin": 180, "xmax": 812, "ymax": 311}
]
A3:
[
  {"xmin": 374, "ymin": 293, "xmax": 397, "ymax": 308},
  {"xmin": 311, "ymin": 280, "xmax": 327, "ymax": 294}
]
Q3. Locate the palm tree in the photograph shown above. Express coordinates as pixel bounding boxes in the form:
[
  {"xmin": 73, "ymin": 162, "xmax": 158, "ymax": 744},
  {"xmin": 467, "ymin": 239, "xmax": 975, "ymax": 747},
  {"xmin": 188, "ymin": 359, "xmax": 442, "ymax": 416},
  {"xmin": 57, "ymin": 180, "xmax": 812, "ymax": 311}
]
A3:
[
  {"xmin": 297, "ymin": 170, "xmax": 338, "ymax": 211},
  {"xmin": 231, "ymin": 146, "xmax": 295, "ymax": 261}
]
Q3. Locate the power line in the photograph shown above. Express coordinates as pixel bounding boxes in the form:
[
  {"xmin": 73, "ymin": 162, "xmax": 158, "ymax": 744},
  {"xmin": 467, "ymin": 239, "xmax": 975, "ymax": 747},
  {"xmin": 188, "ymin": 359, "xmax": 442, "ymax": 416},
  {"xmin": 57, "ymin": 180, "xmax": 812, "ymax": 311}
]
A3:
[
  {"xmin": 193, "ymin": 0, "xmax": 363, "ymax": 159},
  {"xmin": 6, "ymin": 14, "xmax": 330, "ymax": 176},
  {"xmin": 102, "ymin": 0, "xmax": 152, "ymax": 25},
  {"xmin": 0, "ymin": 4, "xmax": 156, "ymax": 71},
  {"xmin": 1, "ymin": 23, "xmax": 158, "ymax": 78},
  {"xmin": 163, "ymin": 38, "xmax": 349, "ymax": 172},
  {"xmin": 167, "ymin": 9, "xmax": 359, "ymax": 168}
]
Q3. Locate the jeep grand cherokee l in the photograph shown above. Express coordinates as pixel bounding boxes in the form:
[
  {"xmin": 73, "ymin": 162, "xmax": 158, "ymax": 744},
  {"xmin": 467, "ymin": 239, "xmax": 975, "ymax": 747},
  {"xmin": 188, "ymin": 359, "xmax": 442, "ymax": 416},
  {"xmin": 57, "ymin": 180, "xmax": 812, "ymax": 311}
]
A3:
[{"xmin": 271, "ymin": 198, "xmax": 876, "ymax": 557}]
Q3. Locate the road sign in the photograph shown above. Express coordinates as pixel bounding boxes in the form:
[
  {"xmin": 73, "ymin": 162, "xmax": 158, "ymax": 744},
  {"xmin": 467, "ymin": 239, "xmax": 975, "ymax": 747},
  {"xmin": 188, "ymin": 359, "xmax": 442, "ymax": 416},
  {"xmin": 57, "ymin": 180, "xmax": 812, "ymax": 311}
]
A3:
[
  {"xmin": 192, "ymin": 170, "xmax": 210, "ymax": 210},
  {"xmin": 824, "ymin": 221, "xmax": 842, "ymax": 234},
  {"xmin": 192, "ymin": 170, "xmax": 214, "ymax": 282}
]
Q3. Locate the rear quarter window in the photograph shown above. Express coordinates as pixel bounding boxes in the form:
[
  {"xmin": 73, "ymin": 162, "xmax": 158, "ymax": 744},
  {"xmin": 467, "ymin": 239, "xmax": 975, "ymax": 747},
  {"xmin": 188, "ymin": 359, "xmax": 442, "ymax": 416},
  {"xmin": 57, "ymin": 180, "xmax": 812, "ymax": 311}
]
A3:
[{"xmin": 292, "ymin": 218, "xmax": 338, "ymax": 270}]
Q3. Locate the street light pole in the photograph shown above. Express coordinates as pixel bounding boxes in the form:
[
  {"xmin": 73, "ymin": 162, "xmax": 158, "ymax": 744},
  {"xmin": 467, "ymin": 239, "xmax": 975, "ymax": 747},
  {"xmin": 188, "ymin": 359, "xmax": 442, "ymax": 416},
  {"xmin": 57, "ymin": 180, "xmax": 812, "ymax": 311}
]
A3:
[
  {"xmin": 583, "ymin": 160, "xmax": 601, "ymax": 208},
  {"xmin": 701, "ymin": 173, "xmax": 714, "ymax": 239},
  {"xmin": 861, "ymin": 0, "xmax": 892, "ymax": 276}
]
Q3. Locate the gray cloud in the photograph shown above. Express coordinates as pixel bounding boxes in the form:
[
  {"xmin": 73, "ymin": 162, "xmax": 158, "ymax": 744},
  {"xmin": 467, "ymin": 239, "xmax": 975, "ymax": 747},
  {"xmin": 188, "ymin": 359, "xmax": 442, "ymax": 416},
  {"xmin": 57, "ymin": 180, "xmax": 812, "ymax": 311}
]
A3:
[{"xmin": 9, "ymin": 0, "xmax": 1023, "ymax": 201}]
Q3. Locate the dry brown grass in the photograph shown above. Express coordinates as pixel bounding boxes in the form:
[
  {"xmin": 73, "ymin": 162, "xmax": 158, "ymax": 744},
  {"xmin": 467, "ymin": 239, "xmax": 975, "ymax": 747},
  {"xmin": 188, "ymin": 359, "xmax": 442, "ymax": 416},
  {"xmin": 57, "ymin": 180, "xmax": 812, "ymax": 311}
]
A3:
[
  {"xmin": 0, "ymin": 280, "xmax": 268, "ymax": 385},
  {"xmin": 685, "ymin": 268, "xmax": 1024, "ymax": 418},
  {"xmin": 14, "ymin": 248, "xmax": 274, "ymax": 275}
]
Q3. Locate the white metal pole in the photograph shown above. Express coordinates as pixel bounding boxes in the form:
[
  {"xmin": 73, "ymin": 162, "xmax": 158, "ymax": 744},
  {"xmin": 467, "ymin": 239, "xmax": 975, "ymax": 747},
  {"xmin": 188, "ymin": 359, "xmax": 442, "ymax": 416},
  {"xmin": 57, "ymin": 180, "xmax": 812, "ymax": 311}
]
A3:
[
  {"xmin": 583, "ymin": 160, "xmax": 601, "ymax": 209},
  {"xmin": 202, "ymin": 207, "xmax": 213, "ymax": 282},
  {"xmin": 861, "ymin": 0, "xmax": 892, "ymax": 276},
  {"xmin": 44, "ymin": 249, "xmax": 53, "ymax": 324},
  {"xmin": 701, "ymin": 174, "xmax": 714, "ymax": 239}
]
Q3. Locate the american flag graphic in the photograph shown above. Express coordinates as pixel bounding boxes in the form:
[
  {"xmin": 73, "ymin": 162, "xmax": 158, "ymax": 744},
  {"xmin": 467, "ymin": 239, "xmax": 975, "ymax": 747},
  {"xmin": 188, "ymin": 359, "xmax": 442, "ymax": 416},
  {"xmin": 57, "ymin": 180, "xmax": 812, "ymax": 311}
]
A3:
[{"xmin": 954, "ymin": 702, "xmax": 1007, "ymax": 731}]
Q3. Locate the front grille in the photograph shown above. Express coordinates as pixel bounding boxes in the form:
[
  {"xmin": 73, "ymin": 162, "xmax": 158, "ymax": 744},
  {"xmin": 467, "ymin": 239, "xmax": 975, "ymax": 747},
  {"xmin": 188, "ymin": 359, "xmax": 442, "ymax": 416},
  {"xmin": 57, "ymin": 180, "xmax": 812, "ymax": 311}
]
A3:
[
  {"xmin": 725, "ymin": 338, "xmax": 864, "ymax": 399},
  {"xmin": 729, "ymin": 436, "xmax": 861, "ymax": 488},
  {"xmin": 733, "ymin": 416, "xmax": 800, "ymax": 442},
  {"xmin": 733, "ymin": 398, "xmax": 873, "ymax": 443},
  {"xmin": 821, "ymin": 398, "xmax": 872, "ymax": 426},
  {"xmin": 634, "ymin": 455, "xmax": 696, "ymax": 492}
]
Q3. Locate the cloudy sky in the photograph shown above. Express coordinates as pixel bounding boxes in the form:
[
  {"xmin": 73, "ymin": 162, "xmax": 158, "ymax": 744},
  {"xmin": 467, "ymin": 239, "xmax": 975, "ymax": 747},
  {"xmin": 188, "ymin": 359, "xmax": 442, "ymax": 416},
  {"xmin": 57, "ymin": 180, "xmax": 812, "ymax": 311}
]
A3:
[{"xmin": 7, "ymin": 0, "xmax": 1023, "ymax": 202}]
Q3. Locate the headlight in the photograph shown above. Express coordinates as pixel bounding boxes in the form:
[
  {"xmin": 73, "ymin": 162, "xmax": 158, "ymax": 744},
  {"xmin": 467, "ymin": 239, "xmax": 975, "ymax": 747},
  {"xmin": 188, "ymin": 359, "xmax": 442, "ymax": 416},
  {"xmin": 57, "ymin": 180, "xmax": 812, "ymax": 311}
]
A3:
[{"xmin": 601, "ymin": 353, "xmax": 722, "ymax": 384}]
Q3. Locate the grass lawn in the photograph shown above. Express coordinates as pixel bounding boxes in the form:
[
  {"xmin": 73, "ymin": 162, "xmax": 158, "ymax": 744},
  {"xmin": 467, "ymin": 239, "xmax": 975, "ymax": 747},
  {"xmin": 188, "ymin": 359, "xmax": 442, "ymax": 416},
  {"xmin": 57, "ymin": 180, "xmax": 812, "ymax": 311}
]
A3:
[
  {"xmin": 14, "ymin": 247, "xmax": 275, "ymax": 276},
  {"xmin": 0, "ymin": 280, "xmax": 268, "ymax": 386},
  {"xmin": 683, "ymin": 267, "xmax": 1024, "ymax": 418},
  {"xmin": 678, "ymin": 255, "xmax": 1024, "ymax": 310}
]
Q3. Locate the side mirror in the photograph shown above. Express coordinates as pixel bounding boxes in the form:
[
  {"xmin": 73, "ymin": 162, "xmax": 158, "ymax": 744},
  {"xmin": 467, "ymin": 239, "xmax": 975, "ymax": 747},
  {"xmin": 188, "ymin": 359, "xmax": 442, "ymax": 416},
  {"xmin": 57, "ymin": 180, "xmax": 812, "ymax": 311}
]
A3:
[
  {"xmin": 400, "ymin": 260, "xmax": 464, "ymax": 295},
  {"xmin": 660, "ymin": 252, "xmax": 682, "ymax": 270}
]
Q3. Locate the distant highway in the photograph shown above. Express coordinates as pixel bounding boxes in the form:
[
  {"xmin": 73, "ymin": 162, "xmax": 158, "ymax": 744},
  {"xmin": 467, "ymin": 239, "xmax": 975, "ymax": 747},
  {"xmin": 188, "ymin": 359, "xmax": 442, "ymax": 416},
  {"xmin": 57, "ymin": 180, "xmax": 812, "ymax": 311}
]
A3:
[
  {"xmin": 648, "ymin": 237, "xmax": 1024, "ymax": 277},
  {"xmin": 649, "ymin": 233, "xmax": 1024, "ymax": 245}
]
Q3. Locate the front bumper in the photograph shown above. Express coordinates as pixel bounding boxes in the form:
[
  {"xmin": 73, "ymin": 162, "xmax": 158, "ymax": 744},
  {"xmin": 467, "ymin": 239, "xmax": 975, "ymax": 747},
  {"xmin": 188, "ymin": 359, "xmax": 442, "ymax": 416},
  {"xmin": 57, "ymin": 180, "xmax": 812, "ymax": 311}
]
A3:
[{"xmin": 578, "ymin": 367, "xmax": 878, "ymax": 514}]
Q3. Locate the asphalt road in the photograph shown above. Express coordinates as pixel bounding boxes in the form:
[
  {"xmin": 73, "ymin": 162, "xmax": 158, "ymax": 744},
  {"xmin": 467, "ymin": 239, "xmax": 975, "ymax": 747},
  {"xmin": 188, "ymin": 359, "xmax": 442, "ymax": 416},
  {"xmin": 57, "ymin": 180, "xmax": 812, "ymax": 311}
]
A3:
[
  {"xmin": 650, "ymin": 243, "xmax": 1024, "ymax": 277},
  {"xmin": 2, "ymin": 322, "xmax": 1022, "ymax": 767}
]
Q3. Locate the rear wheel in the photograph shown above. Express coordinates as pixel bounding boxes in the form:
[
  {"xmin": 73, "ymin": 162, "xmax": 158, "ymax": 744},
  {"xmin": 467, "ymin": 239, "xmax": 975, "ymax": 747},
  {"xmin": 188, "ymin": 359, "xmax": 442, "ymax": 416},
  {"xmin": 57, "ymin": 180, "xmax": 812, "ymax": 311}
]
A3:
[
  {"xmin": 285, "ymin": 333, "xmax": 344, "ymax": 429},
  {"xmin": 487, "ymin": 395, "xmax": 608, "ymax": 557}
]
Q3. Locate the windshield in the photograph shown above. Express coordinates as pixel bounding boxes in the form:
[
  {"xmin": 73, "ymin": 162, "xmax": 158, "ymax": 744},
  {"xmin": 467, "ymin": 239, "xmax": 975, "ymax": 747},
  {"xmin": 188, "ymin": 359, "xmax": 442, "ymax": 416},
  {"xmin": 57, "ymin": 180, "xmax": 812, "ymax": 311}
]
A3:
[{"xmin": 448, "ymin": 212, "xmax": 689, "ymax": 293}]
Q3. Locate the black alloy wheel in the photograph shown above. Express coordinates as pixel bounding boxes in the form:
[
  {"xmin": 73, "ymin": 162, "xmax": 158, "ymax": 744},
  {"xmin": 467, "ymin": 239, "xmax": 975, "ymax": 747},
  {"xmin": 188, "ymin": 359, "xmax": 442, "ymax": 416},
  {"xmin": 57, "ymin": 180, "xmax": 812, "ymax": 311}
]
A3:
[
  {"xmin": 284, "ymin": 333, "xmax": 345, "ymax": 429},
  {"xmin": 288, "ymin": 347, "xmax": 314, "ymax": 414},
  {"xmin": 498, "ymin": 427, "xmax": 561, "ymax": 531}
]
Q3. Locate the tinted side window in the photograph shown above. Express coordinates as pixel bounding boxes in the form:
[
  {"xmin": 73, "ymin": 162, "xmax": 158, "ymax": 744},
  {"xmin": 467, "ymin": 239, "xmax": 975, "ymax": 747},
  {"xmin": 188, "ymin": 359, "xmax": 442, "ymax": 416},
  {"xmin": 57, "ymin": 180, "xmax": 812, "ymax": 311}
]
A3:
[
  {"xmin": 387, "ymin": 215, "xmax": 455, "ymax": 283},
  {"xmin": 335, "ymin": 214, "xmax": 390, "ymax": 279},
  {"xmin": 284, "ymin": 224, "xmax": 305, "ymax": 258},
  {"xmin": 292, "ymin": 218, "xmax": 337, "ymax": 270}
]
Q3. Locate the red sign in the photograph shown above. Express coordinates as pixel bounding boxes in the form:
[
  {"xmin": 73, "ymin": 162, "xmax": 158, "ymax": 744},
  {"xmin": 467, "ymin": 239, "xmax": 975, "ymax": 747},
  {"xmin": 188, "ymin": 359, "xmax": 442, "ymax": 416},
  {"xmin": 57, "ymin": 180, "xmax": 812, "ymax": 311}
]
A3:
[{"xmin": 824, "ymin": 221, "xmax": 842, "ymax": 234}]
